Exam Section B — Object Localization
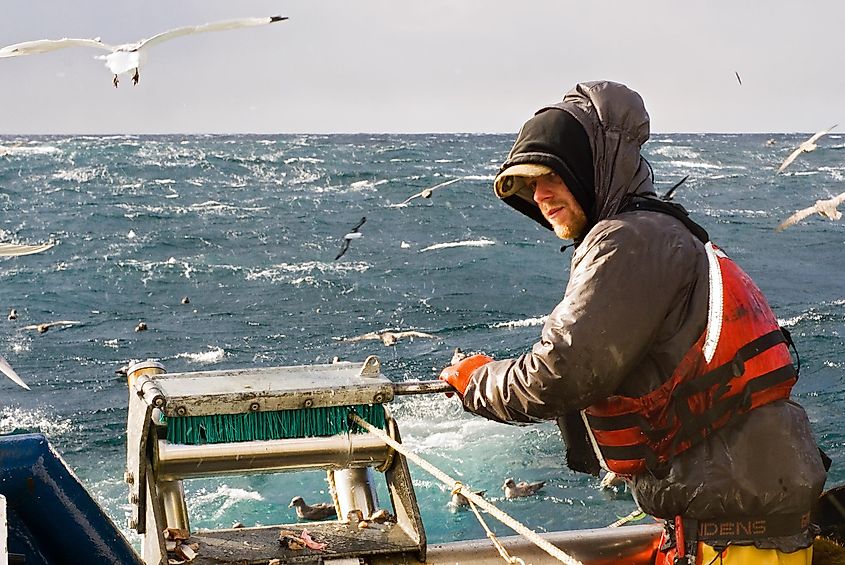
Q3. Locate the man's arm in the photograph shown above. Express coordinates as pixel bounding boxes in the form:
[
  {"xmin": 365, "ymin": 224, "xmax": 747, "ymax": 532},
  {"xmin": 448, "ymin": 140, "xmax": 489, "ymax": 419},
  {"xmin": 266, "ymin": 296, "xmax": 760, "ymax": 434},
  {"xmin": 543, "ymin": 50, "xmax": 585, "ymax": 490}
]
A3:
[{"xmin": 461, "ymin": 216, "xmax": 702, "ymax": 422}]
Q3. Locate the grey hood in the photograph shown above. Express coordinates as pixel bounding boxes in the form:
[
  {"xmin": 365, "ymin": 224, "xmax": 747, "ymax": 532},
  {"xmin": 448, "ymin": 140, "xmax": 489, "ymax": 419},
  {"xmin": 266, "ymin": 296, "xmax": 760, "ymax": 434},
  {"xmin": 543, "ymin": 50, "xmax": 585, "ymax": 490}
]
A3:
[{"xmin": 497, "ymin": 80, "xmax": 655, "ymax": 233}]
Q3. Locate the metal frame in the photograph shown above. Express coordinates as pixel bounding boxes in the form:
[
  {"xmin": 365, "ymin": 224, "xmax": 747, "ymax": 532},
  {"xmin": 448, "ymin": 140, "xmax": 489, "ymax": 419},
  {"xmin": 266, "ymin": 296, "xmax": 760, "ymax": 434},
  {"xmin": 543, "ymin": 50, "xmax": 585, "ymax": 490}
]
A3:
[{"xmin": 125, "ymin": 357, "xmax": 427, "ymax": 565}]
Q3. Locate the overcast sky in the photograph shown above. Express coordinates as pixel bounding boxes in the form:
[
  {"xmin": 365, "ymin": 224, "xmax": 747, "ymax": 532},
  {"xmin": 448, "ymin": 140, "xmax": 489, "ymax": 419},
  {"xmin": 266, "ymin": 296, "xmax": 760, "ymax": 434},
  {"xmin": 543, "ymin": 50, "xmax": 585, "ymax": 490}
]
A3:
[{"xmin": 2, "ymin": 1, "xmax": 844, "ymax": 134}]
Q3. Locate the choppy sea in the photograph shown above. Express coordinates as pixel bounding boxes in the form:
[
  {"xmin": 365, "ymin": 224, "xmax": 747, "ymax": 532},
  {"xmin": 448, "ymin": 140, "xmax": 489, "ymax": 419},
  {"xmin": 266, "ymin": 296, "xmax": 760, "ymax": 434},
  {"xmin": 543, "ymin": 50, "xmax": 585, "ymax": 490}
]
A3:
[{"xmin": 0, "ymin": 133, "xmax": 843, "ymax": 549}]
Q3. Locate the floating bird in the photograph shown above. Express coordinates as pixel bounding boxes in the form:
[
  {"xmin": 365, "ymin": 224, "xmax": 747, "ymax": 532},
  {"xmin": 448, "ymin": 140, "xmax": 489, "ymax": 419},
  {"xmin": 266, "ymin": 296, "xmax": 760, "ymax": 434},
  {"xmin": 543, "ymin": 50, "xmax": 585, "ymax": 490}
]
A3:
[
  {"xmin": 735, "ymin": 71, "xmax": 742, "ymax": 86},
  {"xmin": 599, "ymin": 471, "xmax": 628, "ymax": 491},
  {"xmin": 0, "ymin": 242, "xmax": 55, "ymax": 256},
  {"xmin": 0, "ymin": 355, "xmax": 29, "ymax": 390},
  {"xmin": 344, "ymin": 330, "xmax": 437, "ymax": 347},
  {"xmin": 776, "ymin": 125, "xmax": 837, "ymax": 174},
  {"xmin": 0, "ymin": 16, "xmax": 288, "ymax": 87},
  {"xmin": 662, "ymin": 175, "xmax": 689, "ymax": 201},
  {"xmin": 180, "ymin": 296, "xmax": 190, "ymax": 305},
  {"xmin": 288, "ymin": 496, "xmax": 337, "ymax": 521},
  {"xmin": 8, "ymin": 309, "xmax": 17, "ymax": 321},
  {"xmin": 449, "ymin": 489, "xmax": 486, "ymax": 509},
  {"xmin": 334, "ymin": 216, "xmax": 366, "ymax": 260},
  {"xmin": 135, "ymin": 321, "xmax": 148, "ymax": 332},
  {"xmin": 21, "ymin": 320, "xmax": 81, "ymax": 334},
  {"xmin": 776, "ymin": 192, "xmax": 845, "ymax": 231},
  {"xmin": 398, "ymin": 177, "xmax": 465, "ymax": 206},
  {"xmin": 502, "ymin": 478, "xmax": 545, "ymax": 499},
  {"xmin": 765, "ymin": 138, "xmax": 777, "ymax": 146}
]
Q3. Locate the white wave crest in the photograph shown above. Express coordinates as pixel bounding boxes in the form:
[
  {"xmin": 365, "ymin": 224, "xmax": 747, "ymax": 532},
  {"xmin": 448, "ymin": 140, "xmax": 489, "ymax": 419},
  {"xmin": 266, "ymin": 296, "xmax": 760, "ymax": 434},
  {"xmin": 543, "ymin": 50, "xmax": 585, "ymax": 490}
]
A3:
[
  {"xmin": 491, "ymin": 316, "xmax": 549, "ymax": 328},
  {"xmin": 651, "ymin": 146, "xmax": 700, "ymax": 159},
  {"xmin": 189, "ymin": 484, "xmax": 264, "ymax": 520},
  {"xmin": 420, "ymin": 238, "xmax": 495, "ymax": 252},
  {"xmin": 0, "ymin": 144, "xmax": 60, "ymax": 156},
  {"xmin": 0, "ymin": 407, "xmax": 74, "ymax": 437},
  {"xmin": 176, "ymin": 346, "xmax": 225, "ymax": 364},
  {"xmin": 245, "ymin": 261, "xmax": 368, "ymax": 283}
]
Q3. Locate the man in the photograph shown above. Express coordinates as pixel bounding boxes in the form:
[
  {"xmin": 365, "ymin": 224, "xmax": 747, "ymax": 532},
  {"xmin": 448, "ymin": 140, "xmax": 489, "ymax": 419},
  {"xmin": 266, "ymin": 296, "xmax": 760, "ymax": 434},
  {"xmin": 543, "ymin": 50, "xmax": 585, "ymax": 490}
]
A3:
[{"xmin": 439, "ymin": 81, "xmax": 827, "ymax": 563}]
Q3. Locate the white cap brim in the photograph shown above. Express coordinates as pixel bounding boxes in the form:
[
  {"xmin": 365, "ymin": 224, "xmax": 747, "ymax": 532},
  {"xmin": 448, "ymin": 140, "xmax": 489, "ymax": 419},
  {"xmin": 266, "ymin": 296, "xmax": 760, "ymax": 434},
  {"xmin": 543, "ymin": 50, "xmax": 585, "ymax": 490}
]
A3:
[{"xmin": 493, "ymin": 163, "xmax": 555, "ymax": 198}]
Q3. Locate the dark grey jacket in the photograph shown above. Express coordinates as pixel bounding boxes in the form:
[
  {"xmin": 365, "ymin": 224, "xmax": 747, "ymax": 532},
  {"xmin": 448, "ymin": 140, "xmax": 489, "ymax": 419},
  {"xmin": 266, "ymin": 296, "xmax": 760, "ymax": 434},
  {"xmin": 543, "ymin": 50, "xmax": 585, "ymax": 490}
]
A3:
[{"xmin": 462, "ymin": 81, "xmax": 826, "ymax": 550}]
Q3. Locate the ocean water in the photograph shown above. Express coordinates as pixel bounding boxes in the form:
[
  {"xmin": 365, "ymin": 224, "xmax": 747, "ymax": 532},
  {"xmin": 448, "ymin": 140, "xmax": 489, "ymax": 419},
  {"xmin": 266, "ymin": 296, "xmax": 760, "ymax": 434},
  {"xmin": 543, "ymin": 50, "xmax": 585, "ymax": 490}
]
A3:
[{"xmin": 0, "ymin": 133, "xmax": 843, "ymax": 549}]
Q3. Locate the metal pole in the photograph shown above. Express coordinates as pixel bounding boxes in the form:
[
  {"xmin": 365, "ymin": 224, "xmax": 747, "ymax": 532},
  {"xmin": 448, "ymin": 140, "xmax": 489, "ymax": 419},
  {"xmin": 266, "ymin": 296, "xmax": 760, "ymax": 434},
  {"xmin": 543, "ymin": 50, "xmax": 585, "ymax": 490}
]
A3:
[
  {"xmin": 332, "ymin": 467, "xmax": 379, "ymax": 520},
  {"xmin": 159, "ymin": 480, "xmax": 190, "ymax": 533}
]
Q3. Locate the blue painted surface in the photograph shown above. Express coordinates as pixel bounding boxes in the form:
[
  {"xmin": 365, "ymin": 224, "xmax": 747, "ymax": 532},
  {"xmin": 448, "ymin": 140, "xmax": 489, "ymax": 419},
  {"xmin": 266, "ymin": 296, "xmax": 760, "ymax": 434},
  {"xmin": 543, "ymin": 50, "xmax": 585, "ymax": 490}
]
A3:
[{"xmin": 0, "ymin": 433, "xmax": 141, "ymax": 565}]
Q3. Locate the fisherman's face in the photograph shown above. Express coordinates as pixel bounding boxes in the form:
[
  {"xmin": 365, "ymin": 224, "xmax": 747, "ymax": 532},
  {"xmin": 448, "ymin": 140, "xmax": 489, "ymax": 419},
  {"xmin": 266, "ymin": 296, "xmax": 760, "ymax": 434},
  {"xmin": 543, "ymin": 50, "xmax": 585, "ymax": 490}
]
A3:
[{"xmin": 531, "ymin": 173, "xmax": 587, "ymax": 240}]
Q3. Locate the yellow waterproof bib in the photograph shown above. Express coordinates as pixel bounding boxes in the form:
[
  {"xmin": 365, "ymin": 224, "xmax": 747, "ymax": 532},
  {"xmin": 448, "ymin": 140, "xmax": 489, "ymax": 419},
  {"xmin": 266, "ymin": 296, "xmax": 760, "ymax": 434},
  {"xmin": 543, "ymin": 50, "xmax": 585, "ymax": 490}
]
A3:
[{"xmin": 697, "ymin": 543, "xmax": 811, "ymax": 565}]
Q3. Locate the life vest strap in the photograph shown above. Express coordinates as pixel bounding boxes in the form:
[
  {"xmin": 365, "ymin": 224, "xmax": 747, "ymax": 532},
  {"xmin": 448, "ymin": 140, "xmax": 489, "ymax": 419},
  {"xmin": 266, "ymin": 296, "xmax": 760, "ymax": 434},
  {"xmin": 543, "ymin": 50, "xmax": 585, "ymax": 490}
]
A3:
[
  {"xmin": 591, "ymin": 364, "xmax": 796, "ymax": 472},
  {"xmin": 668, "ymin": 364, "xmax": 796, "ymax": 454},
  {"xmin": 673, "ymin": 328, "xmax": 788, "ymax": 399}
]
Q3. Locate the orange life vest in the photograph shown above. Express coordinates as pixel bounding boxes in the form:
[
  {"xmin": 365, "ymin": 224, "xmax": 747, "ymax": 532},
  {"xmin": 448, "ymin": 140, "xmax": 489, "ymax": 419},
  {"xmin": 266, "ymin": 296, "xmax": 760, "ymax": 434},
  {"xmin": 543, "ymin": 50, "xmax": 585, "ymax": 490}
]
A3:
[{"xmin": 582, "ymin": 242, "xmax": 797, "ymax": 476}]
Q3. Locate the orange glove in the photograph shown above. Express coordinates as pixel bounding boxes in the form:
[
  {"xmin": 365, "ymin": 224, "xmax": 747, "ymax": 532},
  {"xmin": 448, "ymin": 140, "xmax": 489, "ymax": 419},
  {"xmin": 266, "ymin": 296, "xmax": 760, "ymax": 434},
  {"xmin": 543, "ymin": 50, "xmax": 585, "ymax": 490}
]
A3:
[{"xmin": 438, "ymin": 354, "xmax": 493, "ymax": 397}]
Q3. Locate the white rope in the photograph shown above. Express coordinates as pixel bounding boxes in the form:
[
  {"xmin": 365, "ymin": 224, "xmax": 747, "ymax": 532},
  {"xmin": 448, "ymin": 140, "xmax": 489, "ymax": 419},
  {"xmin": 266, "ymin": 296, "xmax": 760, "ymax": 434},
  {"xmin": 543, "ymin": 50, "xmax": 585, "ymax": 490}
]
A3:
[
  {"xmin": 350, "ymin": 413, "xmax": 583, "ymax": 565},
  {"xmin": 464, "ymin": 493, "xmax": 526, "ymax": 565},
  {"xmin": 607, "ymin": 508, "xmax": 647, "ymax": 528}
]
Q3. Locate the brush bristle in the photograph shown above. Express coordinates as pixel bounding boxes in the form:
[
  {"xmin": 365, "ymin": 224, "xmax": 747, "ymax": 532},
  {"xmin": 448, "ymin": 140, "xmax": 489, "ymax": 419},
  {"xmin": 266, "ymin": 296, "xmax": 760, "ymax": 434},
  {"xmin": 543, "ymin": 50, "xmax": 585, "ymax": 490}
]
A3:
[{"xmin": 165, "ymin": 404, "xmax": 386, "ymax": 445}]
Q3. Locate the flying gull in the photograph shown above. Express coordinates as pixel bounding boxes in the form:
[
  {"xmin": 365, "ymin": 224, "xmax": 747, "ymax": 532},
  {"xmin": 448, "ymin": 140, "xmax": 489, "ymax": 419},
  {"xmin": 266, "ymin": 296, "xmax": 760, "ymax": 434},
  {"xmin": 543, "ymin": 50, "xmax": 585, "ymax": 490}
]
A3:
[
  {"xmin": 0, "ymin": 356, "xmax": 30, "ymax": 390},
  {"xmin": 661, "ymin": 175, "xmax": 689, "ymax": 201},
  {"xmin": 343, "ymin": 330, "xmax": 436, "ymax": 346},
  {"xmin": 334, "ymin": 216, "xmax": 366, "ymax": 260},
  {"xmin": 502, "ymin": 478, "xmax": 545, "ymax": 499},
  {"xmin": 776, "ymin": 125, "xmax": 837, "ymax": 174},
  {"xmin": 0, "ymin": 242, "xmax": 55, "ymax": 256},
  {"xmin": 21, "ymin": 320, "xmax": 81, "ymax": 334},
  {"xmin": 0, "ymin": 16, "xmax": 288, "ymax": 87},
  {"xmin": 735, "ymin": 71, "xmax": 742, "ymax": 86},
  {"xmin": 397, "ymin": 177, "xmax": 465, "ymax": 206},
  {"xmin": 776, "ymin": 191, "xmax": 845, "ymax": 231}
]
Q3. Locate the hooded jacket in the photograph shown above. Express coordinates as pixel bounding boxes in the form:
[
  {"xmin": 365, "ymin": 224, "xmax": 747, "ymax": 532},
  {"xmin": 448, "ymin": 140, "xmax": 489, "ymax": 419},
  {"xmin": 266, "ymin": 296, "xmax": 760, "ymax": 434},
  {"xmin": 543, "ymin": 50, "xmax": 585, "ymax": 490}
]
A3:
[{"xmin": 463, "ymin": 81, "xmax": 826, "ymax": 550}]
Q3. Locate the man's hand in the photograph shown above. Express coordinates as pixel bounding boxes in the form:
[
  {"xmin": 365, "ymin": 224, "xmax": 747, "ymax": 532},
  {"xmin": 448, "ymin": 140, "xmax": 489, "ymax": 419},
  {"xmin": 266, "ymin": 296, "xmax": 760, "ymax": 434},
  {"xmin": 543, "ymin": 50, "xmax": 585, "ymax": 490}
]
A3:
[{"xmin": 438, "ymin": 353, "xmax": 493, "ymax": 397}]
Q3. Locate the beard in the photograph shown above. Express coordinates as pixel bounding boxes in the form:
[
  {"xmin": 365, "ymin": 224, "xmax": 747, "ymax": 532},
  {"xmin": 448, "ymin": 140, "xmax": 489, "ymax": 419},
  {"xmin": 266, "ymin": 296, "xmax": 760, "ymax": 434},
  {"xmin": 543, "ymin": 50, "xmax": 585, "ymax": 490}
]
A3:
[{"xmin": 545, "ymin": 206, "xmax": 588, "ymax": 241}]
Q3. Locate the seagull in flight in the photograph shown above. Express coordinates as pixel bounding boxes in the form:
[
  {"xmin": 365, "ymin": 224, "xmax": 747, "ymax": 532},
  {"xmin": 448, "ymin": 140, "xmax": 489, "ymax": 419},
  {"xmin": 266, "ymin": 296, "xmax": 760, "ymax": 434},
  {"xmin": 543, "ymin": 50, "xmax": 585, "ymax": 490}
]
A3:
[
  {"xmin": 776, "ymin": 125, "xmax": 837, "ymax": 174},
  {"xmin": 397, "ymin": 177, "xmax": 465, "ymax": 206},
  {"xmin": 661, "ymin": 175, "xmax": 689, "ymax": 201},
  {"xmin": 0, "ymin": 16, "xmax": 288, "ymax": 87},
  {"xmin": 334, "ymin": 217, "xmax": 366, "ymax": 260},
  {"xmin": 734, "ymin": 71, "xmax": 742, "ymax": 86},
  {"xmin": 0, "ymin": 356, "xmax": 29, "ymax": 390},
  {"xmin": 776, "ymin": 191, "xmax": 845, "ymax": 231},
  {"xmin": 0, "ymin": 242, "xmax": 55, "ymax": 256},
  {"xmin": 21, "ymin": 320, "xmax": 81, "ymax": 334},
  {"xmin": 0, "ymin": 239, "xmax": 56, "ymax": 389},
  {"xmin": 342, "ymin": 330, "xmax": 437, "ymax": 347}
]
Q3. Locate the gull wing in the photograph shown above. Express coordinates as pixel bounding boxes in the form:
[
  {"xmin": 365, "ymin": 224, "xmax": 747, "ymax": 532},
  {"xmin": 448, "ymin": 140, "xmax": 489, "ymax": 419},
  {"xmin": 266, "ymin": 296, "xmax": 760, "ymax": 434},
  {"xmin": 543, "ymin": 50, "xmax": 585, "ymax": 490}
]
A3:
[
  {"xmin": 776, "ymin": 205, "xmax": 819, "ymax": 231},
  {"xmin": 137, "ymin": 16, "xmax": 288, "ymax": 51},
  {"xmin": 396, "ymin": 331, "xmax": 436, "ymax": 339},
  {"xmin": 344, "ymin": 332, "xmax": 380, "ymax": 342},
  {"xmin": 0, "ymin": 355, "xmax": 29, "ymax": 390},
  {"xmin": 0, "ymin": 38, "xmax": 112, "ymax": 58},
  {"xmin": 399, "ymin": 177, "xmax": 464, "ymax": 205},
  {"xmin": 830, "ymin": 191, "xmax": 845, "ymax": 208},
  {"xmin": 806, "ymin": 124, "xmax": 837, "ymax": 145},
  {"xmin": 334, "ymin": 238, "xmax": 351, "ymax": 260},
  {"xmin": 0, "ymin": 242, "xmax": 55, "ymax": 256},
  {"xmin": 350, "ymin": 216, "xmax": 366, "ymax": 232},
  {"xmin": 776, "ymin": 146, "xmax": 806, "ymax": 174}
]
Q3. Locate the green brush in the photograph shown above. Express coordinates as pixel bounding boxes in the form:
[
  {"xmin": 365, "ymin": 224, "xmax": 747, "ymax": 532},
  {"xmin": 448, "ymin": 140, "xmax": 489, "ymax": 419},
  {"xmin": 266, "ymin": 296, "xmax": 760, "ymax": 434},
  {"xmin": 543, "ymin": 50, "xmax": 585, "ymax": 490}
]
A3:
[{"xmin": 165, "ymin": 404, "xmax": 387, "ymax": 445}]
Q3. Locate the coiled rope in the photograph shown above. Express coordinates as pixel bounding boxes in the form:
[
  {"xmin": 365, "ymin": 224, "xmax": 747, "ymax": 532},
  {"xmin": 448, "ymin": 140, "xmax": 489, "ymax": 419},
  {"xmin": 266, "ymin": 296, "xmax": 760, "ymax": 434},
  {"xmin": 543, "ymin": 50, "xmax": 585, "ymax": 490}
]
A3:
[{"xmin": 349, "ymin": 413, "xmax": 583, "ymax": 565}]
